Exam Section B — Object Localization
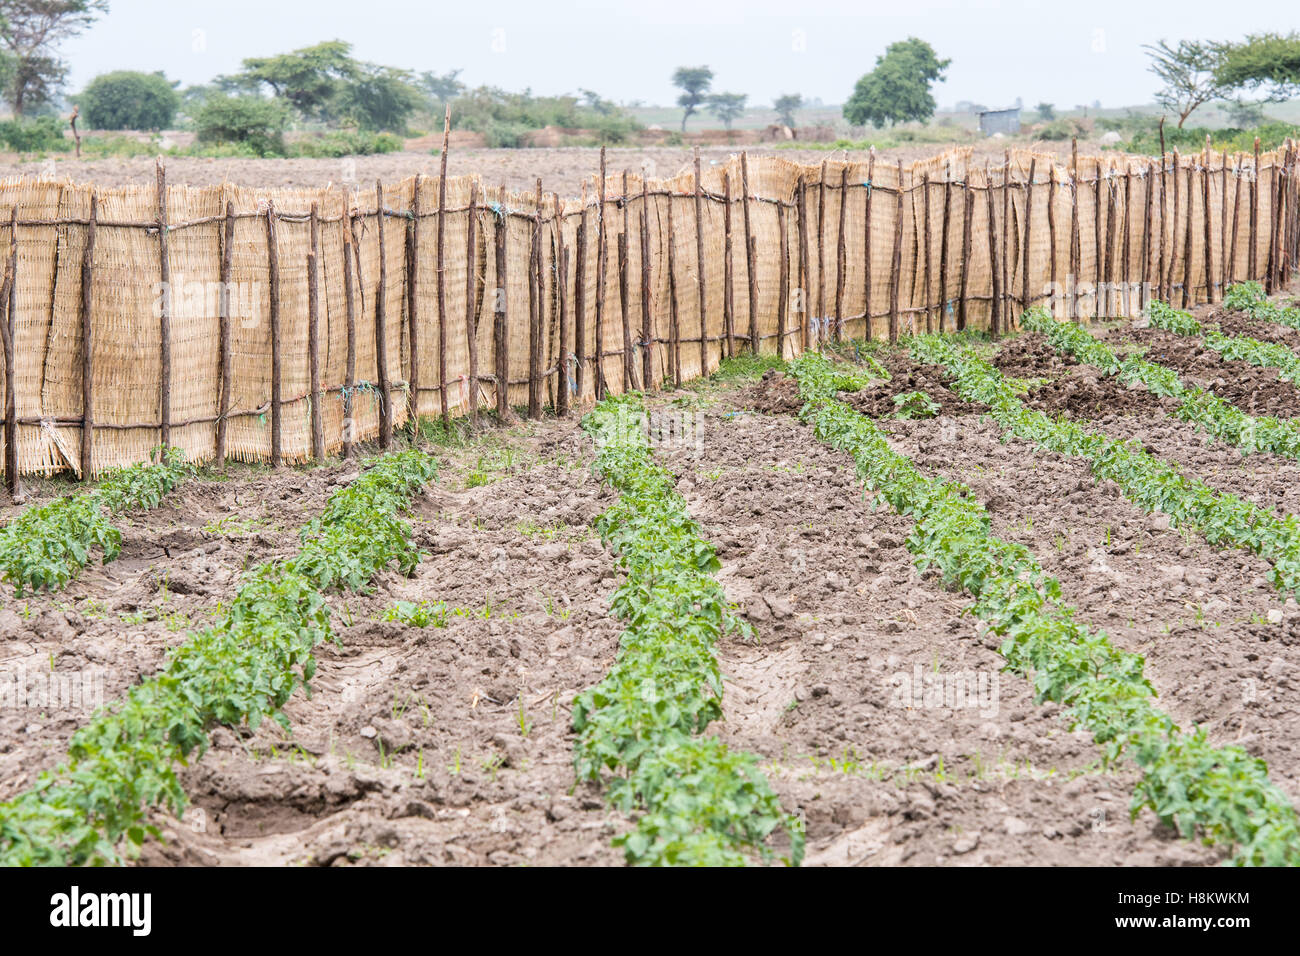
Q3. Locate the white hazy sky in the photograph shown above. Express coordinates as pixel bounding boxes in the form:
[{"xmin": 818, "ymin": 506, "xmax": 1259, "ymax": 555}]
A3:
[{"xmin": 62, "ymin": 0, "xmax": 1292, "ymax": 110}]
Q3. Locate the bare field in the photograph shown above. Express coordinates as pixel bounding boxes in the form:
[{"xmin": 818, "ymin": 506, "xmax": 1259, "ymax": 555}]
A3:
[{"xmin": 0, "ymin": 140, "xmax": 1099, "ymax": 194}]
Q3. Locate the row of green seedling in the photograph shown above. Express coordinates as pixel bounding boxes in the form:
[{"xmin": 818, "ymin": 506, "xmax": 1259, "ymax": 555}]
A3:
[
  {"xmin": 0, "ymin": 448, "xmax": 437, "ymax": 865},
  {"xmin": 1223, "ymin": 280, "xmax": 1300, "ymax": 330},
  {"xmin": 789, "ymin": 351, "xmax": 1300, "ymax": 865},
  {"xmin": 1022, "ymin": 308, "xmax": 1300, "ymax": 458},
  {"xmin": 1147, "ymin": 298, "xmax": 1300, "ymax": 386},
  {"xmin": 912, "ymin": 334, "xmax": 1300, "ymax": 597},
  {"xmin": 577, "ymin": 393, "xmax": 803, "ymax": 866},
  {"xmin": 0, "ymin": 448, "xmax": 194, "ymax": 597}
]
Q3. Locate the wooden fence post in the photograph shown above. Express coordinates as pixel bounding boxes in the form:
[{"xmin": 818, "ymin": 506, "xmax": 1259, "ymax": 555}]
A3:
[
  {"xmin": 156, "ymin": 160, "xmax": 172, "ymax": 450},
  {"xmin": 835, "ymin": 164, "xmax": 847, "ymax": 341},
  {"xmin": 796, "ymin": 175, "xmax": 808, "ymax": 349},
  {"xmin": 79, "ymin": 192, "xmax": 96, "ymax": 479},
  {"xmin": 723, "ymin": 169, "xmax": 735, "ymax": 358},
  {"xmin": 667, "ymin": 196, "xmax": 681, "ymax": 385},
  {"xmin": 494, "ymin": 184, "xmax": 511, "ymax": 419},
  {"xmin": 619, "ymin": 171, "xmax": 635, "ymax": 390},
  {"xmin": 437, "ymin": 108, "xmax": 450, "ymax": 426},
  {"xmin": 889, "ymin": 160, "xmax": 904, "ymax": 343},
  {"xmin": 529, "ymin": 178, "xmax": 542, "ymax": 418},
  {"xmin": 574, "ymin": 186, "xmax": 587, "ymax": 405},
  {"xmin": 986, "ymin": 162, "xmax": 1000, "ymax": 338},
  {"xmin": 864, "ymin": 150, "xmax": 875, "ymax": 340},
  {"xmin": 1, "ymin": 213, "xmax": 16, "ymax": 499},
  {"xmin": 307, "ymin": 203, "xmax": 323, "ymax": 462},
  {"xmin": 595, "ymin": 147, "xmax": 608, "ymax": 397},
  {"xmin": 1021, "ymin": 158, "xmax": 1036, "ymax": 322},
  {"xmin": 265, "ymin": 199, "xmax": 284, "ymax": 464},
  {"xmin": 465, "ymin": 181, "xmax": 480, "ymax": 426},
  {"xmin": 216, "ymin": 199, "xmax": 234, "ymax": 466},
  {"xmin": 342, "ymin": 197, "xmax": 357, "ymax": 459},
  {"xmin": 694, "ymin": 148, "xmax": 709, "ymax": 375},
  {"xmin": 741, "ymin": 152, "xmax": 758, "ymax": 354},
  {"xmin": 640, "ymin": 176, "xmax": 654, "ymax": 390},
  {"xmin": 373, "ymin": 183, "xmax": 392, "ymax": 449}
]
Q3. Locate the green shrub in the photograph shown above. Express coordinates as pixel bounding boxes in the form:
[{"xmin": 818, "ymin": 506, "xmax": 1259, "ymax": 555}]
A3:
[
  {"xmin": 78, "ymin": 71, "xmax": 179, "ymax": 130},
  {"xmin": 288, "ymin": 129, "xmax": 403, "ymax": 157},
  {"xmin": 0, "ymin": 116, "xmax": 71, "ymax": 153},
  {"xmin": 193, "ymin": 94, "xmax": 289, "ymax": 157}
]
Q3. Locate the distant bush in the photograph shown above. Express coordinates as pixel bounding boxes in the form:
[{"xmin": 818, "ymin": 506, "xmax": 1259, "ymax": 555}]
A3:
[
  {"xmin": 1037, "ymin": 117, "xmax": 1089, "ymax": 141},
  {"xmin": 451, "ymin": 86, "xmax": 641, "ymax": 147},
  {"xmin": 81, "ymin": 134, "xmax": 161, "ymax": 158},
  {"xmin": 1121, "ymin": 121, "xmax": 1300, "ymax": 155},
  {"xmin": 78, "ymin": 71, "xmax": 179, "ymax": 130},
  {"xmin": 0, "ymin": 116, "xmax": 71, "ymax": 153},
  {"xmin": 288, "ymin": 130, "xmax": 403, "ymax": 157},
  {"xmin": 194, "ymin": 94, "xmax": 289, "ymax": 157}
]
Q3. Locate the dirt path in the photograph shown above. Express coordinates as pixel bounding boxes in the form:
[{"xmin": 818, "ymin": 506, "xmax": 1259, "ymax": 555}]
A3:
[
  {"xmin": 650, "ymin": 381, "xmax": 1220, "ymax": 866},
  {"xmin": 141, "ymin": 419, "xmax": 628, "ymax": 866}
]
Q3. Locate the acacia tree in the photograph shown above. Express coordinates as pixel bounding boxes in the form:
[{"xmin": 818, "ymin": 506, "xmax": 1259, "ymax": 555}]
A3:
[
  {"xmin": 232, "ymin": 39, "xmax": 358, "ymax": 122},
  {"xmin": 672, "ymin": 65, "xmax": 713, "ymax": 131},
  {"xmin": 1143, "ymin": 39, "xmax": 1227, "ymax": 128},
  {"xmin": 0, "ymin": 0, "xmax": 109, "ymax": 115},
  {"xmin": 773, "ymin": 92, "xmax": 802, "ymax": 128},
  {"xmin": 707, "ymin": 92, "xmax": 746, "ymax": 130},
  {"xmin": 1215, "ymin": 32, "xmax": 1300, "ymax": 100},
  {"xmin": 843, "ymin": 37, "xmax": 950, "ymax": 128},
  {"xmin": 1035, "ymin": 102, "xmax": 1056, "ymax": 121}
]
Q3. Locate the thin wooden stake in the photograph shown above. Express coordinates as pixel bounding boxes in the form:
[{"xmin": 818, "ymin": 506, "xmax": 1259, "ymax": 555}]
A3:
[
  {"xmin": 1167, "ymin": 150, "xmax": 1181, "ymax": 302},
  {"xmin": 1000, "ymin": 153, "xmax": 1011, "ymax": 334},
  {"xmin": 796, "ymin": 175, "xmax": 808, "ymax": 349},
  {"xmin": 1122, "ymin": 165, "xmax": 1132, "ymax": 316},
  {"xmin": 156, "ymin": 159, "xmax": 172, "ymax": 449},
  {"xmin": 406, "ymin": 174, "xmax": 421, "ymax": 421},
  {"xmin": 529, "ymin": 179, "xmax": 543, "ymax": 418},
  {"xmin": 619, "ymin": 171, "xmax": 635, "ymax": 390},
  {"xmin": 1228, "ymin": 154, "xmax": 1243, "ymax": 288},
  {"xmin": 778, "ymin": 199, "xmax": 790, "ymax": 357},
  {"xmin": 595, "ymin": 147, "xmax": 608, "ymax": 396},
  {"xmin": 574, "ymin": 187, "xmax": 587, "ymax": 404},
  {"xmin": 1141, "ymin": 162, "xmax": 1154, "ymax": 311},
  {"xmin": 1047, "ymin": 166, "xmax": 1058, "ymax": 315},
  {"xmin": 265, "ymin": 200, "xmax": 283, "ymax": 465},
  {"xmin": 79, "ymin": 192, "xmax": 96, "ymax": 479},
  {"xmin": 1, "ymin": 214, "xmax": 15, "ymax": 499},
  {"xmin": 958, "ymin": 180, "xmax": 973, "ymax": 330},
  {"xmin": 465, "ymin": 181, "xmax": 480, "ymax": 426},
  {"xmin": 694, "ymin": 147, "xmax": 709, "ymax": 375},
  {"xmin": 556, "ymin": 241, "xmax": 570, "ymax": 417},
  {"xmin": 722, "ymin": 170, "xmax": 735, "ymax": 358},
  {"xmin": 342, "ymin": 199, "xmax": 357, "ymax": 459},
  {"xmin": 437, "ymin": 107, "xmax": 450, "ymax": 426},
  {"xmin": 307, "ymin": 204, "xmax": 323, "ymax": 461},
  {"xmin": 1250, "ymin": 138, "xmax": 1260, "ymax": 280},
  {"xmin": 864, "ymin": 150, "xmax": 875, "ymax": 340},
  {"xmin": 1021, "ymin": 158, "xmax": 1036, "ymax": 320},
  {"xmin": 1069, "ymin": 139, "xmax": 1080, "ymax": 319},
  {"xmin": 374, "ymin": 183, "xmax": 393, "ymax": 448},
  {"xmin": 889, "ymin": 160, "xmax": 904, "ymax": 343},
  {"xmin": 640, "ymin": 177, "xmax": 654, "ymax": 389},
  {"xmin": 494, "ymin": 184, "xmax": 510, "ymax": 419},
  {"xmin": 1181, "ymin": 163, "xmax": 1194, "ymax": 308},
  {"xmin": 938, "ymin": 174, "xmax": 952, "ymax": 332},
  {"xmin": 835, "ymin": 165, "xmax": 847, "ymax": 341},
  {"xmin": 922, "ymin": 171, "xmax": 933, "ymax": 332},
  {"xmin": 741, "ymin": 152, "xmax": 758, "ymax": 354},
  {"xmin": 667, "ymin": 196, "xmax": 681, "ymax": 385},
  {"xmin": 816, "ymin": 160, "xmax": 827, "ymax": 341},
  {"xmin": 1157, "ymin": 152, "xmax": 1168, "ymax": 300},
  {"xmin": 216, "ymin": 199, "xmax": 234, "ymax": 466},
  {"xmin": 1202, "ymin": 147, "xmax": 1214, "ymax": 304},
  {"xmin": 986, "ymin": 162, "xmax": 1000, "ymax": 338}
]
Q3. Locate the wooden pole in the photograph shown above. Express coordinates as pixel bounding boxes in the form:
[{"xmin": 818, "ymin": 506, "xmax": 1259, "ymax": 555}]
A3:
[
  {"xmin": 437, "ymin": 107, "xmax": 450, "ymax": 426},
  {"xmin": 1094, "ymin": 161, "xmax": 1104, "ymax": 316},
  {"xmin": 595, "ymin": 147, "xmax": 608, "ymax": 396},
  {"xmin": 374, "ymin": 183, "xmax": 393, "ymax": 448},
  {"xmin": 156, "ymin": 159, "xmax": 172, "ymax": 450},
  {"xmin": 1167, "ymin": 150, "xmax": 1181, "ymax": 302},
  {"xmin": 1181, "ymin": 163, "xmax": 1194, "ymax": 308},
  {"xmin": 694, "ymin": 148, "xmax": 709, "ymax": 375},
  {"xmin": 265, "ymin": 200, "xmax": 283, "ymax": 465},
  {"xmin": 958, "ymin": 180, "xmax": 973, "ymax": 331},
  {"xmin": 779, "ymin": 199, "xmax": 790, "ymax": 355},
  {"xmin": 921, "ymin": 171, "xmax": 932, "ymax": 332},
  {"xmin": 1000, "ymin": 153, "xmax": 1010, "ymax": 334},
  {"xmin": 574, "ymin": 187, "xmax": 587, "ymax": 405},
  {"xmin": 529, "ymin": 178, "xmax": 543, "ymax": 418},
  {"xmin": 465, "ymin": 181, "xmax": 480, "ymax": 426},
  {"xmin": 1047, "ymin": 166, "xmax": 1058, "ymax": 316},
  {"xmin": 406, "ymin": 174, "xmax": 421, "ymax": 422},
  {"xmin": 640, "ymin": 176, "xmax": 654, "ymax": 390},
  {"xmin": 619, "ymin": 171, "xmax": 635, "ymax": 390},
  {"xmin": 1220, "ymin": 149, "xmax": 1229, "ymax": 293},
  {"xmin": 796, "ymin": 174, "xmax": 809, "ymax": 349},
  {"xmin": 216, "ymin": 199, "xmax": 234, "ymax": 466},
  {"xmin": 741, "ymin": 152, "xmax": 758, "ymax": 354},
  {"xmin": 1122, "ymin": 164, "xmax": 1133, "ymax": 317},
  {"xmin": 1202, "ymin": 145, "xmax": 1214, "ymax": 304},
  {"xmin": 1069, "ymin": 139, "xmax": 1080, "ymax": 320},
  {"xmin": 79, "ymin": 192, "xmax": 96, "ymax": 479},
  {"xmin": 938, "ymin": 175, "xmax": 953, "ymax": 332},
  {"xmin": 1250, "ymin": 138, "xmax": 1260, "ymax": 281},
  {"xmin": 1157, "ymin": 152, "xmax": 1168, "ymax": 301},
  {"xmin": 342, "ymin": 200, "xmax": 358, "ymax": 459},
  {"xmin": 1141, "ymin": 162, "xmax": 1154, "ymax": 311},
  {"xmin": 986, "ymin": 162, "xmax": 1000, "ymax": 338},
  {"xmin": 889, "ymin": 160, "xmax": 904, "ymax": 343},
  {"xmin": 307, "ymin": 204, "xmax": 323, "ymax": 462},
  {"xmin": 1268, "ymin": 147, "xmax": 1283, "ymax": 293},
  {"xmin": 864, "ymin": 150, "xmax": 875, "ymax": 341},
  {"xmin": 723, "ymin": 169, "xmax": 735, "ymax": 358},
  {"xmin": 835, "ymin": 164, "xmax": 848, "ymax": 341},
  {"xmin": 1, "ymin": 213, "xmax": 15, "ymax": 499},
  {"xmin": 1021, "ymin": 158, "xmax": 1036, "ymax": 320},
  {"xmin": 816, "ymin": 160, "xmax": 827, "ymax": 341},
  {"xmin": 667, "ymin": 196, "xmax": 681, "ymax": 386},
  {"xmin": 494, "ymin": 184, "xmax": 510, "ymax": 419},
  {"xmin": 556, "ymin": 241, "xmax": 570, "ymax": 416},
  {"xmin": 1228, "ymin": 154, "xmax": 1243, "ymax": 289},
  {"xmin": 1103, "ymin": 163, "xmax": 1117, "ymax": 315}
]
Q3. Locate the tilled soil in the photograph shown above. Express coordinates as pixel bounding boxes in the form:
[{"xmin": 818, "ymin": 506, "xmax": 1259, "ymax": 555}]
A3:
[
  {"xmin": 1102, "ymin": 327, "xmax": 1300, "ymax": 418},
  {"xmin": 876, "ymin": 409, "xmax": 1300, "ymax": 816},
  {"xmin": 0, "ymin": 464, "xmax": 345, "ymax": 800},
  {"xmin": 995, "ymin": 333, "xmax": 1170, "ymax": 419},
  {"xmin": 652, "ymin": 381, "xmax": 1220, "ymax": 865},
  {"xmin": 140, "ymin": 420, "xmax": 628, "ymax": 867}
]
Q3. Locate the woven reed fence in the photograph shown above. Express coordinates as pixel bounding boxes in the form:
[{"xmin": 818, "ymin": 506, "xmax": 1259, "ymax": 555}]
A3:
[{"xmin": 1, "ymin": 138, "xmax": 1298, "ymax": 484}]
